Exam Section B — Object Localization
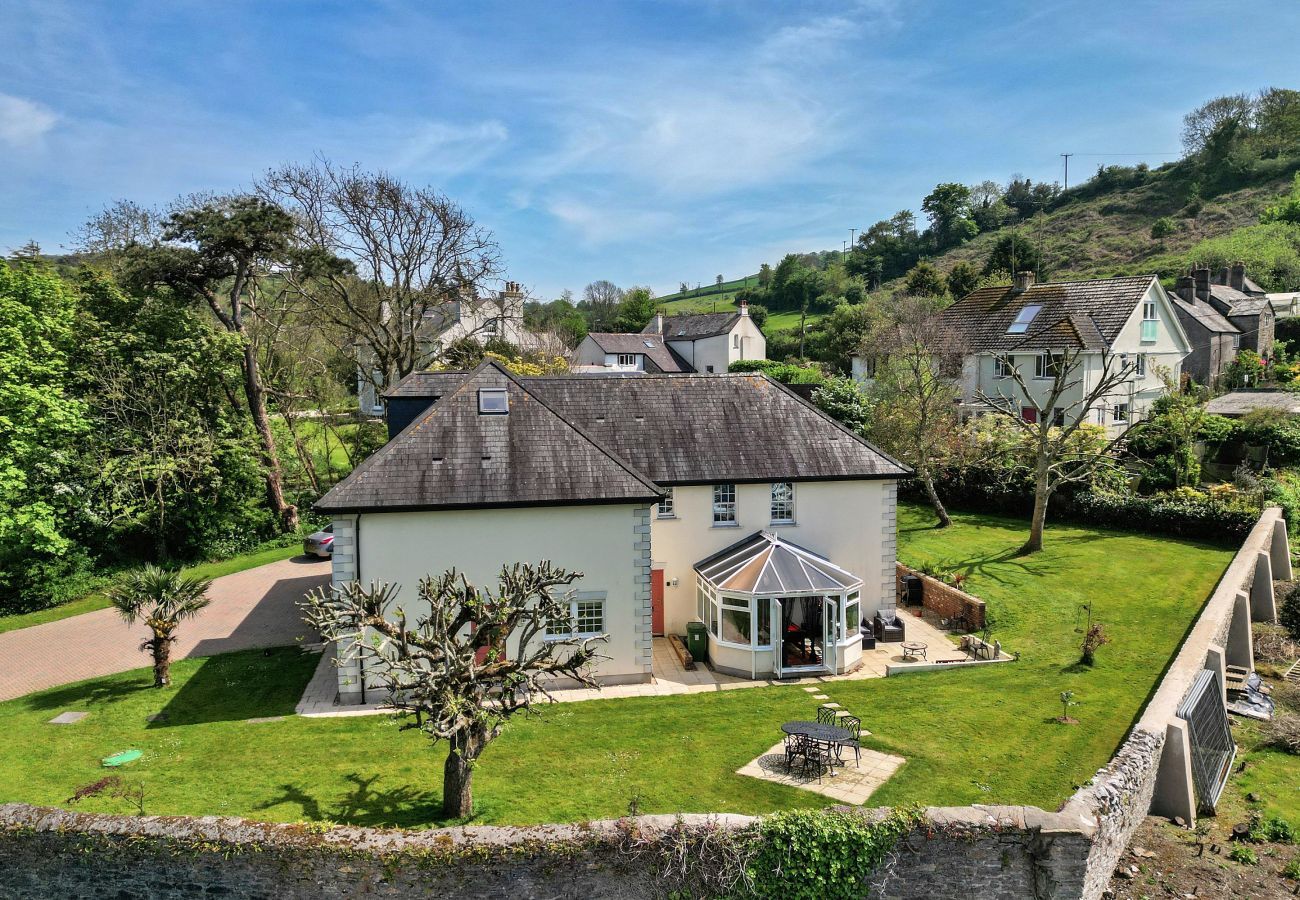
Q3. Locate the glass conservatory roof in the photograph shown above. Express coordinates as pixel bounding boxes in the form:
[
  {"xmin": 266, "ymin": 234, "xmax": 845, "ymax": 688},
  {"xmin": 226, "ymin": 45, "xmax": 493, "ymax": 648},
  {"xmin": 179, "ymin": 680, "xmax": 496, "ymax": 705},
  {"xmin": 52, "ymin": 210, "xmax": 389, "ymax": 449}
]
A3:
[{"xmin": 694, "ymin": 531, "xmax": 862, "ymax": 595}]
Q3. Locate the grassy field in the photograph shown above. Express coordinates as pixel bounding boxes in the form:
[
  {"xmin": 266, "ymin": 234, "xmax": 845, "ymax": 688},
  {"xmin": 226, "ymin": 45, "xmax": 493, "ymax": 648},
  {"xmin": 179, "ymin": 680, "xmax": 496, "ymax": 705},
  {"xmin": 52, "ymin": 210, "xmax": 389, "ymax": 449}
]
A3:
[
  {"xmin": 0, "ymin": 504, "xmax": 1233, "ymax": 828},
  {"xmin": 0, "ymin": 545, "xmax": 302, "ymax": 636}
]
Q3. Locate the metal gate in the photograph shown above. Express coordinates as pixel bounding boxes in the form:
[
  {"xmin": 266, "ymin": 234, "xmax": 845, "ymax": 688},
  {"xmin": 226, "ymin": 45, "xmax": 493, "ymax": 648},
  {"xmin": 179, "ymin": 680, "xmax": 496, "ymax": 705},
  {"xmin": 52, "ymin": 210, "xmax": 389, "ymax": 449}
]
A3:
[{"xmin": 1177, "ymin": 669, "xmax": 1236, "ymax": 814}]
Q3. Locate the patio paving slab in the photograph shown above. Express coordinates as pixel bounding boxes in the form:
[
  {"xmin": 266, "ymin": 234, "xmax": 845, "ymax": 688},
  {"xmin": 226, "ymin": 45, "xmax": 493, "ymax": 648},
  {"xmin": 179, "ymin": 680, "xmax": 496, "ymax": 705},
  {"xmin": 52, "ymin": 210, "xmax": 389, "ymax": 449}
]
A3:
[
  {"xmin": 736, "ymin": 741, "xmax": 905, "ymax": 805},
  {"xmin": 48, "ymin": 711, "xmax": 88, "ymax": 725}
]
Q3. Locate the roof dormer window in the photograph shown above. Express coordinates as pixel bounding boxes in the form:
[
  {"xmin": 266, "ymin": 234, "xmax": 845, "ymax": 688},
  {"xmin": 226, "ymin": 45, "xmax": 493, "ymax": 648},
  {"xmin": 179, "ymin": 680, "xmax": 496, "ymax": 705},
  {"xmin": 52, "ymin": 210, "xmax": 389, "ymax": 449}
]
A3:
[
  {"xmin": 1007, "ymin": 305, "xmax": 1042, "ymax": 334},
  {"xmin": 478, "ymin": 388, "xmax": 509, "ymax": 414}
]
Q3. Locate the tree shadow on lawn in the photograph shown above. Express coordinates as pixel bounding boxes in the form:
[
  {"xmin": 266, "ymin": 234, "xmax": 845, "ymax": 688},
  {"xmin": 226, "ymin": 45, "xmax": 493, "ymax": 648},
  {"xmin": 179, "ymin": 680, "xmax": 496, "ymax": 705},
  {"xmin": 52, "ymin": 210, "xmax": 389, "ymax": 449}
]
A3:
[
  {"xmin": 929, "ymin": 547, "xmax": 1056, "ymax": 585},
  {"xmin": 21, "ymin": 675, "xmax": 147, "ymax": 713},
  {"xmin": 257, "ymin": 773, "xmax": 445, "ymax": 828},
  {"xmin": 147, "ymin": 648, "xmax": 312, "ymax": 728}
]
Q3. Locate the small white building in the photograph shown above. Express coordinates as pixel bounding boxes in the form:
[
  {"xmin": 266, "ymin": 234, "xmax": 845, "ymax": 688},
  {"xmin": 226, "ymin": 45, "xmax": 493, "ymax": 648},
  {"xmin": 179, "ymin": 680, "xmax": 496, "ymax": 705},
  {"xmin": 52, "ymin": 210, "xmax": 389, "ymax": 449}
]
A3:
[
  {"xmin": 939, "ymin": 273, "xmax": 1192, "ymax": 434},
  {"xmin": 356, "ymin": 281, "xmax": 533, "ymax": 414},
  {"xmin": 315, "ymin": 360, "xmax": 909, "ymax": 702},
  {"xmin": 571, "ymin": 304, "xmax": 766, "ymax": 375}
]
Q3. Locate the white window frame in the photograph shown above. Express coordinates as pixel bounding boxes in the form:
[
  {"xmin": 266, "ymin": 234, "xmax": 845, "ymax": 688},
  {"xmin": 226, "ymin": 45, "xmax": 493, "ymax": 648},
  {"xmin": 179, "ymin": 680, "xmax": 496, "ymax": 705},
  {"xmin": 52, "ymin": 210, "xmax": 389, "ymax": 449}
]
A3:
[
  {"xmin": 1112, "ymin": 402, "xmax": 1130, "ymax": 424},
  {"xmin": 994, "ymin": 355, "xmax": 1013, "ymax": 379},
  {"xmin": 1134, "ymin": 353, "xmax": 1146, "ymax": 377},
  {"xmin": 657, "ymin": 487, "xmax": 676, "ymax": 519},
  {"xmin": 545, "ymin": 596, "xmax": 606, "ymax": 639},
  {"xmin": 1034, "ymin": 353, "xmax": 1062, "ymax": 380},
  {"xmin": 617, "ymin": 353, "xmax": 637, "ymax": 368},
  {"xmin": 483, "ymin": 317, "xmax": 499, "ymax": 335},
  {"xmin": 1142, "ymin": 300, "xmax": 1157, "ymax": 321},
  {"xmin": 477, "ymin": 388, "xmax": 509, "ymax": 414},
  {"xmin": 770, "ymin": 482, "xmax": 795, "ymax": 524},
  {"xmin": 712, "ymin": 483, "xmax": 737, "ymax": 526},
  {"xmin": 1007, "ymin": 305, "xmax": 1042, "ymax": 334}
]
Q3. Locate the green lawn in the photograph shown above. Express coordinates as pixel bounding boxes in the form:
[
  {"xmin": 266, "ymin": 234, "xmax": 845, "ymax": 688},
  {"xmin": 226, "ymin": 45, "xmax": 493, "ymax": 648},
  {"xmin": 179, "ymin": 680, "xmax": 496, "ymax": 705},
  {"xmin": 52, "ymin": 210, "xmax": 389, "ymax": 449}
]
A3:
[
  {"xmin": 0, "ymin": 505, "xmax": 1233, "ymax": 827},
  {"xmin": 0, "ymin": 545, "xmax": 303, "ymax": 636}
]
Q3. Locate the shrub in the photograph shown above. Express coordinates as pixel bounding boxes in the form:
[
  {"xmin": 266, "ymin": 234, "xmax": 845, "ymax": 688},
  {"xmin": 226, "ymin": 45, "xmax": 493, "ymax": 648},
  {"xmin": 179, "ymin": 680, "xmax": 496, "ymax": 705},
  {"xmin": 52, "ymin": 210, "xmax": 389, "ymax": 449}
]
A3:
[
  {"xmin": 1065, "ymin": 490, "xmax": 1258, "ymax": 543},
  {"xmin": 728, "ymin": 359, "xmax": 826, "ymax": 384},
  {"xmin": 1284, "ymin": 857, "xmax": 1300, "ymax": 880},
  {"xmin": 1150, "ymin": 217, "xmax": 1178, "ymax": 239},
  {"xmin": 1081, "ymin": 623, "xmax": 1109, "ymax": 666},
  {"xmin": 1265, "ymin": 816, "xmax": 1298, "ymax": 844},
  {"xmin": 1255, "ymin": 624, "xmax": 1300, "ymax": 664},
  {"xmin": 1281, "ymin": 584, "xmax": 1300, "ymax": 641},
  {"xmin": 748, "ymin": 807, "xmax": 924, "ymax": 900},
  {"xmin": 1228, "ymin": 844, "xmax": 1259, "ymax": 865}
]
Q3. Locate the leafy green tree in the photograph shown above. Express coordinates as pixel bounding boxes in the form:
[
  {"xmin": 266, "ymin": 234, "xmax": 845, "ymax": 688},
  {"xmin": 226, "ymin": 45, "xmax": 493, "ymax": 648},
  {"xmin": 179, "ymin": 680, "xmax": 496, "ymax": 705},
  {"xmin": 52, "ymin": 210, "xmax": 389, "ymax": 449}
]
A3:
[
  {"xmin": 1181, "ymin": 93, "xmax": 1253, "ymax": 155},
  {"xmin": 108, "ymin": 564, "xmax": 213, "ymax": 687},
  {"xmin": 810, "ymin": 376, "xmax": 872, "ymax": 436},
  {"xmin": 903, "ymin": 262, "xmax": 947, "ymax": 298},
  {"xmin": 921, "ymin": 183, "xmax": 978, "ymax": 249},
  {"xmin": 0, "ymin": 260, "xmax": 90, "ymax": 611},
  {"xmin": 946, "ymin": 260, "xmax": 980, "ymax": 299},
  {"xmin": 983, "ymin": 232, "xmax": 1043, "ymax": 278},
  {"xmin": 612, "ymin": 286, "xmax": 659, "ymax": 332},
  {"xmin": 864, "ymin": 296, "xmax": 965, "ymax": 525},
  {"xmin": 121, "ymin": 196, "xmax": 301, "ymax": 530}
]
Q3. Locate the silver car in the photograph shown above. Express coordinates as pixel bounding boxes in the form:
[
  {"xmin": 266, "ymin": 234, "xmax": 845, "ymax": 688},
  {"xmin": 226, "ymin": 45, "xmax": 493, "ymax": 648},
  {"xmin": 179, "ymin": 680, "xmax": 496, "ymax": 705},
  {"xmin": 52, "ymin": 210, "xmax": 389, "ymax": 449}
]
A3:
[{"xmin": 303, "ymin": 524, "xmax": 334, "ymax": 558}]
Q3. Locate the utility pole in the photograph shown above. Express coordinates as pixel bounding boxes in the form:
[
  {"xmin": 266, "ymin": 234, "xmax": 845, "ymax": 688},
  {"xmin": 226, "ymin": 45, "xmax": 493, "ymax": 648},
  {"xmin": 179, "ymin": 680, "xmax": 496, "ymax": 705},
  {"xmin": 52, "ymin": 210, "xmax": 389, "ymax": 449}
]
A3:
[
  {"xmin": 849, "ymin": 227, "xmax": 857, "ymax": 247},
  {"xmin": 1061, "ymin": 153, "xmax": 1073, "ymax": 191}
]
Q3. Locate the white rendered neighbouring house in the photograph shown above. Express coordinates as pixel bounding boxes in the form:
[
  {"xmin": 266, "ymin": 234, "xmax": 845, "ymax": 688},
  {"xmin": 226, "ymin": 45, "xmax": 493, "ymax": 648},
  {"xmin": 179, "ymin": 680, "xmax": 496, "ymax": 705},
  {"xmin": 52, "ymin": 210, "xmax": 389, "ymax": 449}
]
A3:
[
  {"xmin": 314, "ymin": 359, "xmax": 909, "ymax": 702},
  {"xmin": 939, "ymin": 272, "xmax": 1192, "ymax": 434},
  {"xmin": 356, "ymin": 281, "xmax": 533, "ymax": 414},
  {"xmin": 570, "ymin": 304, "xmax": 766, "ymax": 375}
]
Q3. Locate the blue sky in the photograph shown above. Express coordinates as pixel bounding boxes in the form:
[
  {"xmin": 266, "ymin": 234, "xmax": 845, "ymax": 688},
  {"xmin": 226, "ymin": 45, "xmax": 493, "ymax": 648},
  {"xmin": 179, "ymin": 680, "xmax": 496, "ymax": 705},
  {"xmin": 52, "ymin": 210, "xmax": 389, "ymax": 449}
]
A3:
[{"xmin": 2, "ymin": 1, "xmax": 1298, "ymax": 298}]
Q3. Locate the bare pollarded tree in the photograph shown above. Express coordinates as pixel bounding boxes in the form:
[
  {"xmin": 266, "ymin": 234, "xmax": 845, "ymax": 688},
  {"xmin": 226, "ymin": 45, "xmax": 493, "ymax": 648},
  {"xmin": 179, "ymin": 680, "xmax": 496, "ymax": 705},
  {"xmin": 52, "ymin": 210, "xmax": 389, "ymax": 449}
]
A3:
[
  {"xmin": 300, "ymin": 562, "xmax": 606, "ymax": 819},
  {"xmin": 258, "ymin": 160, "xmax": 501, "ymax": 402},
  {"xmin": 975, "ymin": 348, "xmax": 1138, "ymax": 553}
]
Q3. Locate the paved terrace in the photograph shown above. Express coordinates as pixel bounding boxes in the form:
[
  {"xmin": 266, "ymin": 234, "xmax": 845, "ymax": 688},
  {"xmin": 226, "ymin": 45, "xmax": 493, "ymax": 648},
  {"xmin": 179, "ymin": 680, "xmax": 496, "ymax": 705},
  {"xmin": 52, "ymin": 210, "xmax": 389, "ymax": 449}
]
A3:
[{"xmin": 297, "ymin": 610, "xmax": 979, "ymax": 715}]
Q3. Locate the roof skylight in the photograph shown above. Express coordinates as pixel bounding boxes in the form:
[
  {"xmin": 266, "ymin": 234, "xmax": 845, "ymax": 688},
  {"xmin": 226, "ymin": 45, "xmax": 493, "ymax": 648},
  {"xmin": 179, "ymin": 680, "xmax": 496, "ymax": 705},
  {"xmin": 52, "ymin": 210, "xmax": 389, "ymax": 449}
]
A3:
[{"xmin": 1007, "ymin": 304, "xmax": 1043, "ymax": 334}]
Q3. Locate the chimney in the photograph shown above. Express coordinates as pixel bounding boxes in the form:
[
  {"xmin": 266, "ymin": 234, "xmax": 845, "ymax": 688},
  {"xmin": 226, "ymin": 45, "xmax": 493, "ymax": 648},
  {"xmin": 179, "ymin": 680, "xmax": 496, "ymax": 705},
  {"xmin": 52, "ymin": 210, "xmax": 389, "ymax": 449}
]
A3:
[
  {"xmin": 1216, "ymin": 266, "xmax": 1230, "ymax": 286},
  {"xmin": 1193, "ymin": 267, "xmax": 1211, "ymax": 302},
  {"xmin": 1011, "ymin": 270, "xmax": 1036, "ymax": 293},
  {"xmin": 1175, "ymin": 275, "xmax": 1196, "ymax": 303},
  {"xmin": 1230, "ymin": 261, "xmax": 1246, "ymax": 292},
  {"xmin": 739, "ymin": 297, "xmax": 750, "ymax": 317},
  {"xmin": 652, "ymin": 312, "xmax": 664, "ymax": 334}
]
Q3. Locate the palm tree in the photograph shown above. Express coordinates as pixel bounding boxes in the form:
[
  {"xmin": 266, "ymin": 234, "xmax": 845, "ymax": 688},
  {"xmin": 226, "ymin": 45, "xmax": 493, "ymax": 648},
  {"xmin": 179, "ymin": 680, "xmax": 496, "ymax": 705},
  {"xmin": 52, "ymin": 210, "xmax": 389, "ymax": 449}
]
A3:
[{"xmin": 108, "ymin": 564, "xmax": 213, "ymax": 687}]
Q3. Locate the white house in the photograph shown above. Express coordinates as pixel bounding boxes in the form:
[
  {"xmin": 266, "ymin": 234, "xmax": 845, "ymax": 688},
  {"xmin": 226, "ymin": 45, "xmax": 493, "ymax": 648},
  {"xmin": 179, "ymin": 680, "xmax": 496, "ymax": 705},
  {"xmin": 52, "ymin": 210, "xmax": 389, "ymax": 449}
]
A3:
[
  {"xmin": 356, "ymin": 281, "xmax": 533, "ymax": 414},
  {"xmin": 938, "ymin": 272, "xmax": 1192, "ymax": 433},
  {"xmin": 315, "ymin": 359, "xmax": 909, "ymax": 702},
  {"xmin": 571, "ymin": 304, "xmax": 766, "ymax": 375}
]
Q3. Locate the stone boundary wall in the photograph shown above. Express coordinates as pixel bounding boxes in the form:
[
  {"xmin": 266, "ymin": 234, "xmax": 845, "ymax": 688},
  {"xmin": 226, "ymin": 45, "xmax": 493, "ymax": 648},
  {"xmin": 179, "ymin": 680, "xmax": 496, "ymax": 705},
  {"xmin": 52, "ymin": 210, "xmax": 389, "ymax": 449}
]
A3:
[
  {"xmin": 896, "ymin": 563, "xmax": 987, "ymax": 631},
  {"xmin": 0, "ymin": 511, "xmax": 1284, "ymax": 899}
]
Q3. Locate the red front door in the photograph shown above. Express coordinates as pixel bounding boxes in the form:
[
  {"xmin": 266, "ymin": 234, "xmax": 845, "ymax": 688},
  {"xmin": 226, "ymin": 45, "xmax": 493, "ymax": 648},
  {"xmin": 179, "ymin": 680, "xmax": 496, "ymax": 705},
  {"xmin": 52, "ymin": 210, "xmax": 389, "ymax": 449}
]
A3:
[
  {"xmin": 1021, "ymin": 407, "xmax": 1038, "ymax": 423},
  {"xmin": 651, "ymin": 568, "xmax": 665, "ymax": 636}
]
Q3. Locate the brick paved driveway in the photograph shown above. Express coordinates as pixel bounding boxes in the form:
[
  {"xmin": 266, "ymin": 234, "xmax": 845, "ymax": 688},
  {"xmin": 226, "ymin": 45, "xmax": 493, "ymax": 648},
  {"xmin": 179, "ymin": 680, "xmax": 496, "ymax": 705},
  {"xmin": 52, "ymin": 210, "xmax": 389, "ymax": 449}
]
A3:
[{"xmin": 0, "ymin": 556, "xmax": 330, "ymax": 702}]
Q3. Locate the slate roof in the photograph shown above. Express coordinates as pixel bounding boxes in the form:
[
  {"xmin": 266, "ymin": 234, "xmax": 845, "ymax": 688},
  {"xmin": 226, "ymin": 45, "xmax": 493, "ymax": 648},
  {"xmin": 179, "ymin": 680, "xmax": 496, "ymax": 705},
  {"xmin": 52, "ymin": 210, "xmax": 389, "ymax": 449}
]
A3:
[
  {"xmin": 526, "ymin": 374, "xmax": 909, "ymax": 484},
  {"xmin": 643, "ymin": 311, "xmax": 741, "ymax": 340},
  {"xmin": 1170, "ymin": 295, "xmax": 1238, "ymax": 335},
  {"xmin": 321, "ymin": 366, "xmax": 910, "ymax": 512},
  {"xmin": 383, "ymin": 371, "xmax": 470, "ymax": 399},
  {"xmin": 695, "ymin": 531, "xmax": 862, "ymax": 594},
  {"xmin": 317, "ymin": 362, "xmax": 663, "ymax": 512},
  {"xmin": 584, "ymin": 333, "xmax": 692, "ymax": 373},
  {"xmin": 939, "ymin": 275, "xmax": 1158, "ymax": 353}
]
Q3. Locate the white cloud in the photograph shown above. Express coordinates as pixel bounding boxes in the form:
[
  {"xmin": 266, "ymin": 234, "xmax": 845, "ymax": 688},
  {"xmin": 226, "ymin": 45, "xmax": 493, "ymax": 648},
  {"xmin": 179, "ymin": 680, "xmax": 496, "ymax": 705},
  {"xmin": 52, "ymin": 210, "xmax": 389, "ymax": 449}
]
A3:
[
  {"xmin": 0, "ymin": 93, "xmax": 57, "ymax": 147},
  {"xmin": 387, "ymin": 119, "xmax": 508, "ymax": 173},
  {"xmin": 546, "ymin": 195, "xmax": 676, "ymax": 247}
]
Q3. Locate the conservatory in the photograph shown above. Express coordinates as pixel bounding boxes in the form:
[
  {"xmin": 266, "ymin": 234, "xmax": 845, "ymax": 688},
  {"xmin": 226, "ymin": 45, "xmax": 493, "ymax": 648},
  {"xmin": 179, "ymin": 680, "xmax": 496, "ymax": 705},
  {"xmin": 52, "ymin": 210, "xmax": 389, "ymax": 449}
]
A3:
[{"xmin": 694, "ymin": 531, "xmax": 865, "ymax": 679}]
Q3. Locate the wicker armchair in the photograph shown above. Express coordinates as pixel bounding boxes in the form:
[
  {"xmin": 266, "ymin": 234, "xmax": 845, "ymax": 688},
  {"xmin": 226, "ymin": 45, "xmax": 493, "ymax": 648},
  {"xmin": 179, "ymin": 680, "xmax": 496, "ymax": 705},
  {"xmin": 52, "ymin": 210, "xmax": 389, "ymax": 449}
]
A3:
[{"xmin": 874, "ymin": 612, "xmax": 906, "ymax": 643}]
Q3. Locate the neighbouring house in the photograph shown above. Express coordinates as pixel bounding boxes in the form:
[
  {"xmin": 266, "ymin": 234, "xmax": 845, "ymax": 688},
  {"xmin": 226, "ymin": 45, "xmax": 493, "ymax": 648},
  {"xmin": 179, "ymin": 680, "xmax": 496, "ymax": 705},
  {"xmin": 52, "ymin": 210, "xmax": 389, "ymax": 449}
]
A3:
[
  {"xmin": 1170, "ymin": 274, "xmax": 1240, "ymax": 390},
  {"xmin": 571, "ymin": 303, "xmax": 766, "ymax": 374},
  {"xmin": 356, "ymin": 281, "xmax": 532, "ymax": 414},
  {"xmin": 1188, "ymin": 263, "xmax": 1274, "ymax": 359},
  {"xmin": 1267, "ymin": 291, "xmax": 1299, "ymax": 319},
  {"xmin": 939, "ymin": 272, "xmax": 1192, "ymax": 433},
  {"xmin": 315, "ymin": 359, "xmax": 909, "ymax": 701},
  {"xmin": 569, "ymin": 332, "xmax": 693, "ymax": 374}
]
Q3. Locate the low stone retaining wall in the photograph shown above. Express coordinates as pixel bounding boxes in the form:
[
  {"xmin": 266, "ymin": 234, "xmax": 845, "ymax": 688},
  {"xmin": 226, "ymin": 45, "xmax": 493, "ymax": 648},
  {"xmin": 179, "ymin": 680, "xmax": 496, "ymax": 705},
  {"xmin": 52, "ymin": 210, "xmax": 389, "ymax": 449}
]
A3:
[
  {"xmin": 1, "ymin": 512, "xmax": 1285, "ymax": 899},
  {"xmin": 896, "ymin": 564, "xmax": 987, "ymax": 631}
]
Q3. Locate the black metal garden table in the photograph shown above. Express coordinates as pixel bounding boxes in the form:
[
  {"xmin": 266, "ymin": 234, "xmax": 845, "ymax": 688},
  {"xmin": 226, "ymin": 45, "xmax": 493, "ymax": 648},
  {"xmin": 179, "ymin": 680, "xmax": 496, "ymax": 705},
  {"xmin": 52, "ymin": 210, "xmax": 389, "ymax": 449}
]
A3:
[{"xmin": 781, "ymin": 720, "xmax": 853, "ymax": 775}]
